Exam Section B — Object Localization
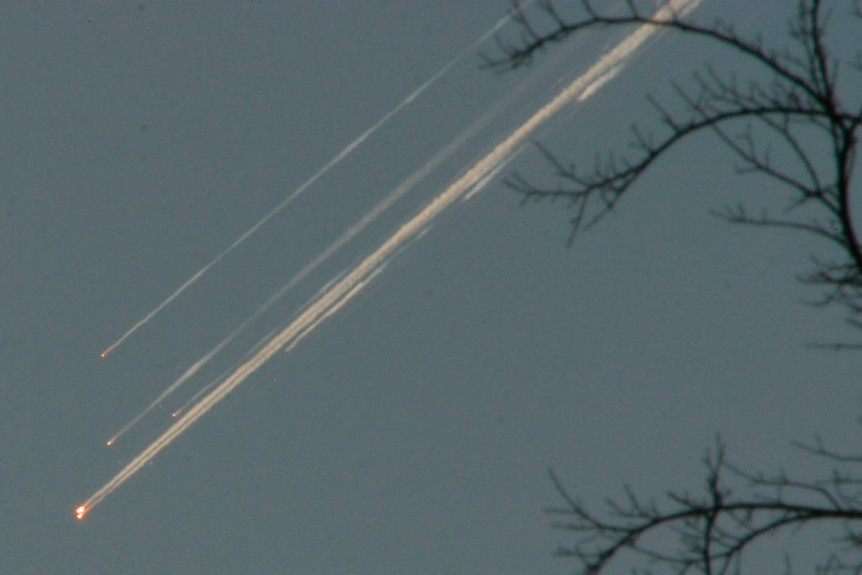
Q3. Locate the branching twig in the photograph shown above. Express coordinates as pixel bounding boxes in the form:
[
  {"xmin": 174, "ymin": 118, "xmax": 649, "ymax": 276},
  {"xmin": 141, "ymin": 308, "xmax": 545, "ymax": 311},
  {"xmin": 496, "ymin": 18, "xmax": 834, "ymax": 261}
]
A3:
[
  {"xmin": 490, "ymin": 2, "xmax": 862, "ymax": 572},
  {"xmin": 547, "ymin": 437, "xmax": 862, "ymax": 574},
  {"xmin": 489, "ymin": 0, "xmax": 862, "ymax": 336}
]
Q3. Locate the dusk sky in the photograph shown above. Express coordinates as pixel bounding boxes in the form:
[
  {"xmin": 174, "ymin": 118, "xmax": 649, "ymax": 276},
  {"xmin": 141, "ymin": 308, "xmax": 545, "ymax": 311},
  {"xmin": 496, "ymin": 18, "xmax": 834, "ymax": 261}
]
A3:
[{"xmin": 2, "ymin": 1, "xmax": 860, "ymax": 573}]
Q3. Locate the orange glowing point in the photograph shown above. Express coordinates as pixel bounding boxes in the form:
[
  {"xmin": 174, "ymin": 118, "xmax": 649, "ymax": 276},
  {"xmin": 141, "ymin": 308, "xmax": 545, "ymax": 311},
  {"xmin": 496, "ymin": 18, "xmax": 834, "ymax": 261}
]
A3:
[
  {"xmin": 75, "ymin": 505, "xmax": 88, "ymax": 520},
  {"xmin": 100, "ymin": 345, "xmax": 114, "ymax": 358},
  {"xmin": 106, "ymin": 438, "xmax": 115, "ymax": 446}
]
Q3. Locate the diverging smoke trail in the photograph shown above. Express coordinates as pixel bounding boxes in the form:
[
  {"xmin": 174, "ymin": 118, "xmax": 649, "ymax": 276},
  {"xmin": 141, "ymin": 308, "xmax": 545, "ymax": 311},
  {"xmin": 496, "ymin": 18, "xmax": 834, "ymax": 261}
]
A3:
[
  {"xmin": 76, "ymin": 0, "xmax": 701, "ymax": 519},
  {"xmin": 105, "ymin": 103, "xmax": 503, "ymax": 446},
  {"xmin": 98, "ymin": 8, "xmax": 528, "ymax": 358}
]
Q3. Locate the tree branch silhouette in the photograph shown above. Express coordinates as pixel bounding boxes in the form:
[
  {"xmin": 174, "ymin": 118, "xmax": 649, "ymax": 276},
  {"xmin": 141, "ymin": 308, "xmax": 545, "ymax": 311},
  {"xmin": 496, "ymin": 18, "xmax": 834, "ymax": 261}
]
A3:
[
  {"xmin": 486, "ymin": 1, "xmax": 862, "ymax": 572},
  {"xmin": 485, "ymin": 0, "xmax": 862, "ymax": 337},
  {"xmin": 547, "ymin": 437, "xmax": 862, "ymax": 574}
]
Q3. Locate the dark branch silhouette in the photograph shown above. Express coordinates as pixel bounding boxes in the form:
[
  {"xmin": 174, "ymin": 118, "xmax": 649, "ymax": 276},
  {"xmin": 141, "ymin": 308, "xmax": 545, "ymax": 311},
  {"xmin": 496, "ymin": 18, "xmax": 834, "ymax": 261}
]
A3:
[
  {"xmin": 484, "ymin": 0, "xmax": 862, "ymax": 338},
  {"xmin": 547, "ymin": 437, "xmax": 862, "ymax": 574},
  {"xmin": 485, "ymin": 1, "xmax": 862, "ymax": 572}
]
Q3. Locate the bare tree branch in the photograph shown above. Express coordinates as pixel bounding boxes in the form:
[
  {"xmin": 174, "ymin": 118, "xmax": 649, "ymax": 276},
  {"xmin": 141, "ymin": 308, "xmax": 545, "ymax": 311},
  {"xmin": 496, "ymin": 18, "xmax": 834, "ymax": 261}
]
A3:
[
  {"xmin": 487, "ymin": 1, "xmax": 862, "ymax": 573},
  {"xmin": 548, "ymin": 438, "xmax": 862, "ymax": 574},
  {"xmin": 489, "ymin": 0, "xmax": 862, "ymax": 333}
]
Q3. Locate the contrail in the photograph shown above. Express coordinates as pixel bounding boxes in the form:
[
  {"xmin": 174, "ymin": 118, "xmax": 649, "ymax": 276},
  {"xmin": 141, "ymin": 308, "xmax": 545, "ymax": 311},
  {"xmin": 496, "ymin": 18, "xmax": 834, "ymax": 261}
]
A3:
[
  {"xmin": 76, "ymin": 0, "xmax": 702, "ymax": 520},
  {"xmin": 104, "ymin": 336, "xmax": 230, "ymax": 446},
  {"xmin": 97, "ymin": 7, "xmax": 529, "ymax": 359},
  {"xmin": 577, "ymin": 62, "xmax": 623, "ymax": 103},
  {"xmin": 171, "ymin": 323, "xmax": 284, "ymax": 418},
  {"xmin": 104, "ymin": 100, "xmax": 503, "ymax": 446},
  {"xmin": 462, "ymin": 144, "xmax": 527, "ymax": 203}
]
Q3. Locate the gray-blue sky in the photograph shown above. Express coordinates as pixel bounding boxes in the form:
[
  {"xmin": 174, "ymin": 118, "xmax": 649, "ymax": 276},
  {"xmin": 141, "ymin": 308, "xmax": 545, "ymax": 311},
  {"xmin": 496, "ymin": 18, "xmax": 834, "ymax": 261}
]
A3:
[{"xmin": 1, "ymin": 1, "xmax": 860, "ymax": 573}]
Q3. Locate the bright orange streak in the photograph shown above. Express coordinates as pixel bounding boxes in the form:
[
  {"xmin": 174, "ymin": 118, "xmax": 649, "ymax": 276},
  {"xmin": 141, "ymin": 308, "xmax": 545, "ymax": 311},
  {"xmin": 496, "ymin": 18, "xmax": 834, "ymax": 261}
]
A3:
[
  {"xmin": 100, "ymin": 345, "xmax": 114, "ymax": 358},
  {"xmin": 75, "ymin": 505, "xmax": 88, "ymax": 520}
]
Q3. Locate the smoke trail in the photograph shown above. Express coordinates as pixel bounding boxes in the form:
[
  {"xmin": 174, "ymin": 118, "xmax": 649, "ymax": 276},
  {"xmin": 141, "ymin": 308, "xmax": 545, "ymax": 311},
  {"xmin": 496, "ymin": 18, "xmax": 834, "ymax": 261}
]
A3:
[
  {"xmin": 98, "ymin": 7, "xmax": 530, "ymax": 358},
  {"xmin": 104, "ymin": 100, "xmax": 504, "ymax": 446},
  {"xmin": 76, "ymin": 0, "xmax": 701, "ymax": 519}
]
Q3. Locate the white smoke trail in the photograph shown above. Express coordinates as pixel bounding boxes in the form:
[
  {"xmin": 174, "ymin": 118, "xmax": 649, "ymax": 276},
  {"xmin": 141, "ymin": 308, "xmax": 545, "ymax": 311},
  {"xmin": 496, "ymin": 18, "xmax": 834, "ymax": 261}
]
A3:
[
  {"xmin": 104, "ymin": 97, "xmax": 505, "ymax": 446},
  {"xmin": 98, "ymin": 6, "xmax": 530, "ymax": 358},
  {"xmin": 76, "ymin": 0, "xmax": 701, "ymax": 519}
]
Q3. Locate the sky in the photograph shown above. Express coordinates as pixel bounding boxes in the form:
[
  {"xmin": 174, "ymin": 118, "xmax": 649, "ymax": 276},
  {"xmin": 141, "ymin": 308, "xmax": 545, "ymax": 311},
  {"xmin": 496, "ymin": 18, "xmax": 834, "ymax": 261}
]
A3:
[{"xmin": 1, "ymin": 1, "xmax": 860, "ymax": 573}]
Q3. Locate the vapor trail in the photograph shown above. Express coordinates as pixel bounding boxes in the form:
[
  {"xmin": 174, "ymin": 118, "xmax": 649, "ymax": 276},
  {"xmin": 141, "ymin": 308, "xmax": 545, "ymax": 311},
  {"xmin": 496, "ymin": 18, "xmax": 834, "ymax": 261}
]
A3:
[
  {"xmin": 98, "ymin": 8, "xmax": 526, "ymax": 358},
  {"xmin": 76, "ymin": 0, "xmax": 701, "ymax": 519},
  {"xmin": 105, "ymin": 103, "xmax": 501, "ymax": 446},
  {"xmin": 171, "ymin": 324, "xmax": 283, "ymax": 418}
]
